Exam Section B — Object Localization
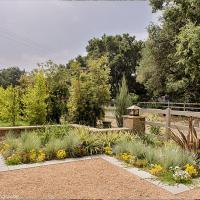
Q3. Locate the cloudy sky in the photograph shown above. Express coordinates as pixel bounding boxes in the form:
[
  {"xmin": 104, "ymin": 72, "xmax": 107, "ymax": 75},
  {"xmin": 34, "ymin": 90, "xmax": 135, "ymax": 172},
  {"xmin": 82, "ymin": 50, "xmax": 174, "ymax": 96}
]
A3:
[{"xmin": 0, "ymin": 0, "xmax": 160, "ymax": 70}]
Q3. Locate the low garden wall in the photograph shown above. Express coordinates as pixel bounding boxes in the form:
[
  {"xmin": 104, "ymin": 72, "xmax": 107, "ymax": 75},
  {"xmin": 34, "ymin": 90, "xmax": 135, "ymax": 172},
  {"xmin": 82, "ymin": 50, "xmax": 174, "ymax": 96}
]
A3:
[{"xmin": 0, "ymin": 124, "xmax": 132, "ymax": 138}]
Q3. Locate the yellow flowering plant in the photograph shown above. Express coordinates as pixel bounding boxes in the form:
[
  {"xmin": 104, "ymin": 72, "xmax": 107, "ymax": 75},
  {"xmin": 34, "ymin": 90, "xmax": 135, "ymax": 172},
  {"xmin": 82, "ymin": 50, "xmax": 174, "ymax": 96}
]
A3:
[
  {"xmin": 104, "ymin": 146, "xmax": 112, "ymax": 155},
  {"xmin": 6, "ymin": 153, "xmax": 22, "ymax": 165},
  {"xmin": 56, "ymin": 149, "xmax": 67, "ymax": 159},
  {"xmin": 149, "ymin": 164, "xmax": 164, "ymax": 175},
  {"xmin": 29, "ymin": 149, "xmax": 37, "ymax": 162},
  {"xmin": 37, "ymin": 150, "xmax": 46, "ymax": 162},
  {"xmin": 185, "ymin": 164, "xmax": 198, "ymax": 177},
  {"xmin": 118, "ymin": 153, "xmax": 134, "ymax": 163},
  {"xmin": 0, "ymin": 143, "xmax": 10, "ymax": 154}
]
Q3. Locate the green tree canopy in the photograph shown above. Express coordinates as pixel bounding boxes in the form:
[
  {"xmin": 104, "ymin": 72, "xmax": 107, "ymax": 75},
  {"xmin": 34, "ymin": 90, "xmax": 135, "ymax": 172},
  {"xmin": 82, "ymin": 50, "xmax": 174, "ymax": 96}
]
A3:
[
  {"xmin": 41, "ymin": 60, "xmax": 70, "ymax": 123},
  {"xmin": 137, "ymin": 0, "xmax": 200, "ymax": 102},
  {"xmin": 86, "ymin": 34, "xmax": 145, "ymax": 98},
  {"xmin": 23, "ymin": 70, "xmax": 48, "ymax": 125},
  {"xmin": 0, "ymin": 67, "xmax": 25, "ymax": 88},
  {"xmin": 67, "ymin": 56, "xmax": 110, "ymax": 127},
  {"xmin": 0, "ymin": 86, "xmax": 21, "ymax": 126}
]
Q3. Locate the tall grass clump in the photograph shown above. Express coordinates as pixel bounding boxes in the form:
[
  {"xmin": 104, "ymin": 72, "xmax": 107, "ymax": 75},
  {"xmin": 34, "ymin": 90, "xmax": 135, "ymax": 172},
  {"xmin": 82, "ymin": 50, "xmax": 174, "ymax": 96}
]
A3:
[
  {"xmin": 19, "ymin": 132, "xmax": 42, "ymax": 152},
  {"xmin": 158, "ymin": 142, "xmax": 196, "ymax": 169},
  {"xmin": 45, "ymin": 138, "xmax": 65, "ymax": 159}
]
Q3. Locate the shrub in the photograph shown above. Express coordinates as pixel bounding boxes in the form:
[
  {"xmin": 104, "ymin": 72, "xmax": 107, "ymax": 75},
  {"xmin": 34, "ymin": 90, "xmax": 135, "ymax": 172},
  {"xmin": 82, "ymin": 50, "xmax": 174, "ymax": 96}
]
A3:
[
  {"xmin": 62, "ymin": 131, "xmax": 81, "ymax": 156},
  {"xmin": 133, "ymin": 159, "xmax": 147, "ymax": 168},
  {"xmin": 6, "ymin": 153, "xmax": 22, "ymax": 165},
  {"xmin": 158, "ymin": 143, "xmax": 196, "ymax": 169},
  {"xmin": 150, "ymin": 125, "xmax": 161, "ymax": 135},
  {"xmin": 19, "ymin": 132, "xmax": 41, "ymax": 152},
  {"xmin": 56, "ymin": 149, "xmax": 67, "ymax": 159},
  {"xmin": 185, "ymin": 164, "xmax": 198, "ymax": 177},
  {"xmin": 104, "ymin": 146, "xmax": 112, "ymax": 155},
  {"xmin": 115, "ymin": 75, "xmax": 131, "ymax": 127},
  {"xmin": 29, "ymin": 149, "xmax": 37, "ymax": 162},
  {"xmin": 117, "ymin": 153, "xmax": 134, "ymax": 163},
  {"xmin": 37, "ymin": 150, "xmax": 46, "ymax": 162},
  {"xmin": 149, "ymin": 164, "xmax": 164, "ymax": 175},
  {"xmin": 3, "ymin": 133, "xmax": 21, "ymax": 151},
  {"xmin": 127, "ymin": 140, "xmax": 146, "ymax": 159},
  {"xmin": 45, "ymin": 138, "xmax": 65, "ymax": 159},
  {"xmin": 113, "ymin": 139, "xmax": 130, "ymax": 155}
]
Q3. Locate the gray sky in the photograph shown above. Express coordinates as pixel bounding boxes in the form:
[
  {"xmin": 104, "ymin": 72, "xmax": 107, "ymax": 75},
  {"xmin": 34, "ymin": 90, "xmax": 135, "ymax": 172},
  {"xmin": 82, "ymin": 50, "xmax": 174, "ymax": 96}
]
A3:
[{"xmin": 0, "ymin": 0, "xmax": 160, "ymax": 70}]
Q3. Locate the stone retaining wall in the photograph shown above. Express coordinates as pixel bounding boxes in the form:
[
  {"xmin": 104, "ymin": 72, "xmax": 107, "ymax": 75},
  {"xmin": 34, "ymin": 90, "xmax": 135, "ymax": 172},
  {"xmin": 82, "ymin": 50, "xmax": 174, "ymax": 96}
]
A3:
[{"xmin": 0, "ymin": 124, "xmax": 132, "ymax": 137}]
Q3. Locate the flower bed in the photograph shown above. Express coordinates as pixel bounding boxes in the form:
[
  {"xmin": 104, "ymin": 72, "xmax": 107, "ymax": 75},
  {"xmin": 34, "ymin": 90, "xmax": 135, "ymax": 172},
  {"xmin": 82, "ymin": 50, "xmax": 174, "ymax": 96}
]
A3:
[
  {"xmin": 111, "ymin": 138, "xmax": 200, "ymax": 185},
  {"xmin": 0, "ymin": 125, "xmax": 200, "ymax": 185},
  {"xmin": 0, "ymin": 125, "xmax": 132, "ymax": 165}
]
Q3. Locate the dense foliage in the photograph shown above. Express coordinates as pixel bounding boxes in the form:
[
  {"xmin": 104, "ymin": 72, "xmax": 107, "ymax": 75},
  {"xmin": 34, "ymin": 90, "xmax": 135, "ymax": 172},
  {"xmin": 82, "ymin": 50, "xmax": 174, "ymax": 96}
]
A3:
[
  {"xmin": 86, "ymin": 34, "xmax": 145, "ymax": 98},
  {"xmin": 137, "ymin": 0, "xmax": 200, "ymax": 102},
  {"xmin": 67, "ymin": 56, "xmax": 110, "ymax": 126},
  {"xmin": 0, "ymin": 126, "xmax": 133, "ymax": 164},
  {"xmin": 22, "ymin": 70, "xmax": 48, "ymax": 125},
  {"xmin": 1, "ymin": 125, "xmax": 199, "ymax": 185},
  {"xmin": 0, "ymin": 67, "xmax": 25, "ymax": 88}
]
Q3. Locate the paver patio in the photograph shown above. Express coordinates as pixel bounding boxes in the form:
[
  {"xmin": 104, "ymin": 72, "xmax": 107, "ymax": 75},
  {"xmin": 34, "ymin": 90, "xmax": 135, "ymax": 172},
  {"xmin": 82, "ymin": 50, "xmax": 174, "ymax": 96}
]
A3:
[{"xmin": 0, "ymin": 158, "xmax": 200, "ymax": 199}]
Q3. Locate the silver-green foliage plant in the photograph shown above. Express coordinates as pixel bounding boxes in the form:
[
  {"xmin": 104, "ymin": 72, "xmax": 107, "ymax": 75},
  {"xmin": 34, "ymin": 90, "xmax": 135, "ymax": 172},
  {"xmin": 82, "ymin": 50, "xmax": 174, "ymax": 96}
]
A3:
[
  {"xmin": 113, "ymin": 137, "xmax": 196, "ymax": 169},
  {"xmin": 115, "ymin": 75, "xmax": 131, "ymax": 127},
  {"xmin": 19, "ymin": 132, "xmax": 42, "ymax": 153}
]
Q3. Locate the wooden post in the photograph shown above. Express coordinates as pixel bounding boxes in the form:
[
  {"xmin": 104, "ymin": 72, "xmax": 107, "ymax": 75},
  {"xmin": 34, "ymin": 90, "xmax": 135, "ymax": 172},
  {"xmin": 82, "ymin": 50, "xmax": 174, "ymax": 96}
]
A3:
[{"xmin": 165, "ymin": 108, "xmax": 171, "ymax": 139}]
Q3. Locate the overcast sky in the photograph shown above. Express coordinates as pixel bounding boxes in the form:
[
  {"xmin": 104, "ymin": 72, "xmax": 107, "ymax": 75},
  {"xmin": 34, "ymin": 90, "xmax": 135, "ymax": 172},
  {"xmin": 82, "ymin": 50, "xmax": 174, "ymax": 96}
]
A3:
[{"xmin": 0, "ymin": 0, "xmax": 160, "ymax": 70}]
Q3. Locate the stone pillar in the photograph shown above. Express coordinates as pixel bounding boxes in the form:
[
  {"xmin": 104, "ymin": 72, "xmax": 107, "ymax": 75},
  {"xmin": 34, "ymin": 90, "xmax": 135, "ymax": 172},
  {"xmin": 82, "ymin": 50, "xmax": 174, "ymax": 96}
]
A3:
[{"xmin": 122, "ymin": 115, "xmax": 145, "ymax": 133}]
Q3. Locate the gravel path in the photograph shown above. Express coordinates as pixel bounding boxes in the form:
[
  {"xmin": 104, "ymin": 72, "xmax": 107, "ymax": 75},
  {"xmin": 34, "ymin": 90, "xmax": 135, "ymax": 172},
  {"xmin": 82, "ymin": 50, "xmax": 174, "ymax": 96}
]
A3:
[{"xmin": 0, "ymin": 158, "xmax": 199, "ymax": 199}]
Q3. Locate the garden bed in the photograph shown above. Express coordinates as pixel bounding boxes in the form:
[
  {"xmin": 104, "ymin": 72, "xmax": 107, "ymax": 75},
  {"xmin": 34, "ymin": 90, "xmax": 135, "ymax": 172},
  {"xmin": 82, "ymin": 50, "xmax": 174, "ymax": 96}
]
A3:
[{"xmin": 0, "ymin": 125, "xmax": 200, "ymax": 187}]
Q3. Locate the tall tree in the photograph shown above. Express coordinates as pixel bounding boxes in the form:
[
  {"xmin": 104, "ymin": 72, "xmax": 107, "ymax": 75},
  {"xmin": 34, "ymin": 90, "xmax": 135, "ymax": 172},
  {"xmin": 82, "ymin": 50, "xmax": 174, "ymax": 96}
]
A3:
[
  {"xmin": 41, "ymin": 61, "xmax": 70, "ymax": 123},
  {"xmin": 137, "ymin": 0, "xmax": 200, "ymax": 102},
  {"xmin": 67, "ymin": 56, "xmax": 110, "ymax": 127},
  {"xmin": 23, "ymin": 70, "xmax": 48, "ymax": 125},
  {"xmin": 86, "ymin": 34, "xmax": 145, "ymax": 98},
  {"xmin": 0, "ymin": 86, "xmax": 21, "ymax": 126},
  {"xmin": 0, "ymin": 67, "xmax": 25, "ymax": 88}
]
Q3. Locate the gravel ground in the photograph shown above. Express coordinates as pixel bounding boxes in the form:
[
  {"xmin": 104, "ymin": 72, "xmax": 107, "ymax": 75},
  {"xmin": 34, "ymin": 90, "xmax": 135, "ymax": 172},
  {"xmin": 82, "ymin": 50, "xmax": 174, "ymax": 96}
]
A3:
[{"xmin": 0, "ymin": 158, "xmax": 199, "ymax": 199}]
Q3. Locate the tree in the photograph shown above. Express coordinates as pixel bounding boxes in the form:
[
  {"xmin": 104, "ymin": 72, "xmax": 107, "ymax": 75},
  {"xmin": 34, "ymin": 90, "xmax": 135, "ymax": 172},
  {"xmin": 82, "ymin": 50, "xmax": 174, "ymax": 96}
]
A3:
[
  {"xmin": 115, "ymin": 75, "xmax": 131, "ymax": 127},
  {"xmin": 0, "ymin": 67, "xmax": 25, "ymax": 88},
  {"xmin": 23, "ymin": 70, "xmax": 48, "ymax": 125},
  {"xmin": 137, "ymin": 0, "xmax": 200, "ymax": 102},
  {"xmin": 170, "ymin": 22, "xmax": 200, "ymax": 101},
  {"xmin": 0, "ymin": 86, "xmax": 21, "ymax": 126},
  {"xmin": 41, "ymin": 61, "xmax": 70, "ymax": 123},
  {"xmin": 67, "ymin": 56, "xmax": 110, "ymax": 127},
  {"xmin": 86, "ymin": 34, "xmax": 145, "ymax": 98}
]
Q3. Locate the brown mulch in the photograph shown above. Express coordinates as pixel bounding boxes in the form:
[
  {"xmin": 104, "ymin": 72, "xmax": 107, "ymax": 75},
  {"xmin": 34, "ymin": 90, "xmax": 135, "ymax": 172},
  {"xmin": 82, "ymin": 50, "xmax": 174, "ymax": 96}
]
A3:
[{"xmin": 0, "ymin": 158, "xmax": 199, "ymax": 199}]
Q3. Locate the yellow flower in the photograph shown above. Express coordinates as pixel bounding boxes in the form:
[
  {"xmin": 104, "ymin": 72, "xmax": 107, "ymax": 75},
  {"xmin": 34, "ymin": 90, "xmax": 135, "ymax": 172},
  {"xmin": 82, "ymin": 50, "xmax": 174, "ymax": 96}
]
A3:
[
  {"xmin": 37, "ymin": 150, "xmax": 45, "ymax": 162},
  {"xmin": 119, "ymin": 153, "xmax": 134, "ymax": 163},
  {"xmin": 0, "ymin": 143, "xmax": 10, "ymax": 154},
  {"xmin": 104, "ymin": 146, "xmax": 112, "ymax": 155},
  {"xmin": 150, "ymin": 164, "xmax": 163, "ymax": 175},
  {"xmin": 56, "ymin": 149, "xmax": 67, "ymax": 159},
  {"xmin": 29, "ymin": 149, "xmax": 37, "ymax": 162},
  {"xmin": 185, "ymin": 164, "xmax": 198, "ymax": 177}
]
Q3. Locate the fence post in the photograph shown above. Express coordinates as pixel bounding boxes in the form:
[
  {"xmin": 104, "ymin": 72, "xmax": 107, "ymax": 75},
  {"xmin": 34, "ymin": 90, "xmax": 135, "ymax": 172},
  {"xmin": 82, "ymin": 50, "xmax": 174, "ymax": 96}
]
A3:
[{"xmin": 165, "ymin": 108, "xmax": 171, "ymax": 139}]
